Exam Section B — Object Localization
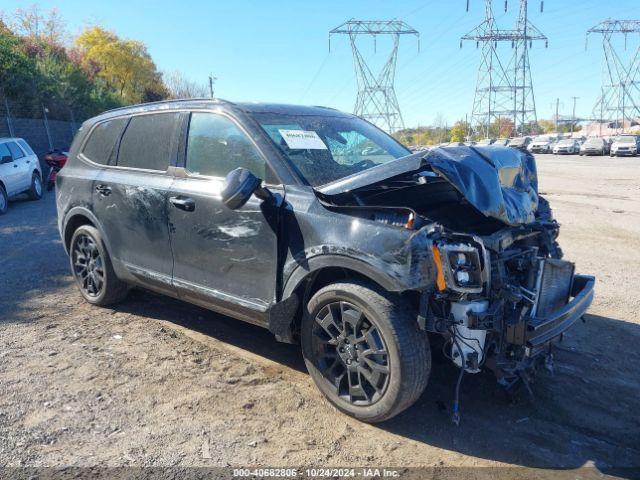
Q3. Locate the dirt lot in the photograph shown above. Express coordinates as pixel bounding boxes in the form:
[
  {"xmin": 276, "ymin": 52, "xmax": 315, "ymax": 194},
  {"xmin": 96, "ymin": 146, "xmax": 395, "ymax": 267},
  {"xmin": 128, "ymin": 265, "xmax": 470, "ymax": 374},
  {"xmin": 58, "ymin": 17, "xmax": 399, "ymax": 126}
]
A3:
[{"xmin": 1, "ymin": 154, "xmax": 639, "ymax": 476}]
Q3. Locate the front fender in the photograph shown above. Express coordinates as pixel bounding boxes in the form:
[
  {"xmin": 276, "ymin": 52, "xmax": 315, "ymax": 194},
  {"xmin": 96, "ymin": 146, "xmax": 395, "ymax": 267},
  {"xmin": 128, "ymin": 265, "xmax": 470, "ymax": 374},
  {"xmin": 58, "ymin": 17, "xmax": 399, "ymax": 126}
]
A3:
[{"xmin": 281, "ymin": 225, "xmax": 438, "ymax": 299}]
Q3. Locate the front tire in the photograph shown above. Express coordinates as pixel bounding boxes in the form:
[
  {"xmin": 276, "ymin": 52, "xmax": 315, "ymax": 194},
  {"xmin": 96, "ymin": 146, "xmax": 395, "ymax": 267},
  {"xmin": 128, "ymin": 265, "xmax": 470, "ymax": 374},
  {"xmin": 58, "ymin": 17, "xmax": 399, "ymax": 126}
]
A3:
[
  {"xmin": 27, "ymin": 172, "xmax": 42, "ymax": 200},
  {"xmin": 69, "ymin": 225, "xmax": 128, "ymax": 306},
  {"xmin": 301, "ymin": 280, "xmax": 431, "ymax": 423}
]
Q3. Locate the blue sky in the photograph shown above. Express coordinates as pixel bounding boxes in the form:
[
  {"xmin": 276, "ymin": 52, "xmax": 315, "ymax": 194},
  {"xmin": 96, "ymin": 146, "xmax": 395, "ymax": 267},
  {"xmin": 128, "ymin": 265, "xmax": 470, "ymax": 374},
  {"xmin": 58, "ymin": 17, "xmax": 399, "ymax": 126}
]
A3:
[{"xmin": 2, "ymin": 0, "xmax": 639, "ymax": 127}]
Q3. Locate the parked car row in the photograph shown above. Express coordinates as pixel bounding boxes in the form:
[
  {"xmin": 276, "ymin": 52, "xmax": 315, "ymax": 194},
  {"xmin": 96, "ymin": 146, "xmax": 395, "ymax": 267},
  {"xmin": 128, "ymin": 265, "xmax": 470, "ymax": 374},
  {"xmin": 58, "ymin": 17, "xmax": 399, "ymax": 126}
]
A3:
[
  {"xmin": 0, "ymin": 137, "xmax": 43, "ymax": 214},
  {"xmin": 463, "ymin": 134, "xmax": 640, "ymax": 157}
]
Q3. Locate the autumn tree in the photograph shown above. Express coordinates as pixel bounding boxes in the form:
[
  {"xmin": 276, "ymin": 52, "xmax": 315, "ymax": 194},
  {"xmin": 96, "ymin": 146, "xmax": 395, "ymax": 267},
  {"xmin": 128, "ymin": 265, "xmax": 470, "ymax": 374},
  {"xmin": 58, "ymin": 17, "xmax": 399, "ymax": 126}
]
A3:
[
  {"xmin": 450, "ymin": 121, "xmax": 468, "ymax": 142},
  {"xmin": 75, "ymin": 26, "xmax": 167, "ymax": 104}
]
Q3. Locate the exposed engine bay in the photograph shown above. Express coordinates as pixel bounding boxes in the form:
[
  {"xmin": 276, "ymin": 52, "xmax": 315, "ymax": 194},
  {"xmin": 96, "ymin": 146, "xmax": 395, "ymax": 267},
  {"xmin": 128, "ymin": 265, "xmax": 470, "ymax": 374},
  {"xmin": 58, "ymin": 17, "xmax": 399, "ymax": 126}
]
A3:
[{"xmin": 318, "ymin": 145, "xmax": 595, "ymax": 422}]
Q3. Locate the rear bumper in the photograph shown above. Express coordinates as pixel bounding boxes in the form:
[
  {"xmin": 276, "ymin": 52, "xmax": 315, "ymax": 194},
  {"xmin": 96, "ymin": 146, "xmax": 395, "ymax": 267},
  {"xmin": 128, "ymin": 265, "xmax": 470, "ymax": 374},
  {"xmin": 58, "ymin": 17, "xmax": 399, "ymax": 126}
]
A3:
[{"xmin": 525, "ymin": 274, "xmax": 595, "ymax": 349}]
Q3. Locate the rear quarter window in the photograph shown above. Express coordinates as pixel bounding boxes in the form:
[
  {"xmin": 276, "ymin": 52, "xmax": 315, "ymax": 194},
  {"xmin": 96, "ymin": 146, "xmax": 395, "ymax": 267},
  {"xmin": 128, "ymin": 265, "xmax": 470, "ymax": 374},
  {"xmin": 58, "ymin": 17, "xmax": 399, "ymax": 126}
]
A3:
[
  {"xmin": 82, "ymin": 118, "xmax": 129, "ymax": 165},
  {"xmin": 116, "ymin": 113, "xmax": 181, "ymax": 171},
  {"xmin": 16, "ymin": 139, "xmax": 35, "ymax": 156}
]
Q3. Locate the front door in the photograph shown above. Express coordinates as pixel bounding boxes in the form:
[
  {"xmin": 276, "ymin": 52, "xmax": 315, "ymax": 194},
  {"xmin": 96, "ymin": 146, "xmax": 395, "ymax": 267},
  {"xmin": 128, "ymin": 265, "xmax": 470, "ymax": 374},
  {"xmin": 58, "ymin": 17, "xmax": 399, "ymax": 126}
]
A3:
[
  {"xmin": 91, "ymin": 112, "xmax": 182, "ymax": 295},
  {"xmin": 168, "ymin": 112, "xmax": 280, "ymax": 323}
]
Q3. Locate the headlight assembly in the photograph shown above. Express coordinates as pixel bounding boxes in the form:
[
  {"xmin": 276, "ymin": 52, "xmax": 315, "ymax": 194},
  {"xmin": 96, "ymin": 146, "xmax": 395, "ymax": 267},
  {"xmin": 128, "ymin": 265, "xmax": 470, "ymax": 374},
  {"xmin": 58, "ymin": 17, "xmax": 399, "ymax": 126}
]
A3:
[{"xmin": 432, "ymin": 241, "xmax": 486, "ymax": 293}]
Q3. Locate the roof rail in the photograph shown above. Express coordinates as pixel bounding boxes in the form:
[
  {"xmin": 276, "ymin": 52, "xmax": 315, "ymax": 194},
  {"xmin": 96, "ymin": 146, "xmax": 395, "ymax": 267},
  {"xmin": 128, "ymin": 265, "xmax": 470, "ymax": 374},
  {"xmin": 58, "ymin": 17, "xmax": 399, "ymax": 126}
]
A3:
[{"xmin": 102, "ymin": 97, "xmax": 232, "ymax": 115}]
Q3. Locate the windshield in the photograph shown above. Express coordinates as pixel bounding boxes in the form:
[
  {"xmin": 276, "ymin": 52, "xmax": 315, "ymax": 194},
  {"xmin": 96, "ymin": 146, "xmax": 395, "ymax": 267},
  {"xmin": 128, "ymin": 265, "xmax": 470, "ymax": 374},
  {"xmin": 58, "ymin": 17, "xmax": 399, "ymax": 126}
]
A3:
[
  {"xmin": 252, "ymin": 112, "xmax": 410, "ymax": 186},
  {"xmin": 584, "ymin": 138, "xmax": 602, "ymax": 145},
  {"xmin": 510, "ymin": 137, "xmax": 526, "ymax": 146},
  {"xmin": 558, "ymin": 139, "xmax": 573, "ymax": 145},
  {"xmin": 535, "ymin": 136, "xmax": 553, "ymax": 143},
  {"xmin": 614, "ymin": 136, "xmax": 637, "ymax": 143}
]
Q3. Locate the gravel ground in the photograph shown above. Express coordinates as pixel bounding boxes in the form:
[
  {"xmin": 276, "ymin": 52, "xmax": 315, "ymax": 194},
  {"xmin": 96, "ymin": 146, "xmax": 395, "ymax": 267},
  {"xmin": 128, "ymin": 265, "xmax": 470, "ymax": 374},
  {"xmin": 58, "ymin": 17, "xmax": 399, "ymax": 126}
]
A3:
[{"xmin": 0, "ymin": 154, "xmax": 639, "ymax": 476}]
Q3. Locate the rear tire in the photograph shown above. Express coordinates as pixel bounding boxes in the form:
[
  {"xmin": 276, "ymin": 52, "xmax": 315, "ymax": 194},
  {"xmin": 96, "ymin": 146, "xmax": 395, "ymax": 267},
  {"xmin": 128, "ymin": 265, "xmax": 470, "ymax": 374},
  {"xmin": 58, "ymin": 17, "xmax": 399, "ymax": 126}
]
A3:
[
  {"xmin": 301, "ymin": 280, "xmax": 431, "ymax": 423},
  {"xmin": 69, "ymin": 225, "xmax": 128, "ymax": 306},
  {"xmin": 27, "ymin": 172, "xmax": 42, "ymax": 200},
  {"xmin": 0, "ymin": 185, "xmax": 8, "ymax": 214}
]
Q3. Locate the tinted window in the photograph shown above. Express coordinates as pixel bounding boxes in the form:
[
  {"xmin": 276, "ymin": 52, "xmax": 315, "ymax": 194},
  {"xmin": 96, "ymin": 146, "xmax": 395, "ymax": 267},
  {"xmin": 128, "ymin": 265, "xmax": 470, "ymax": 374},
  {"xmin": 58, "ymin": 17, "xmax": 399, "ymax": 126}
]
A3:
[
  {"xmin": 117, "ymin": 113, "xmax": 180, "ymax": 171},
  {"xmin": 186, "ymin": 113, "xmax": 265, "ymax": 179},
  {"xmin": 7, "ymin": 142, "xmax": 24, "ymax": 160},
  {"xmin": 0, "ymin": 143, "xmax": 12, "ymax": 163},
  {"xmin": 17, "ymin": 140, "xmax": 35, "ymax": 156},
  {"xmin": 82, "ymin": 118, "xmax": 128, "ymax": 165}
]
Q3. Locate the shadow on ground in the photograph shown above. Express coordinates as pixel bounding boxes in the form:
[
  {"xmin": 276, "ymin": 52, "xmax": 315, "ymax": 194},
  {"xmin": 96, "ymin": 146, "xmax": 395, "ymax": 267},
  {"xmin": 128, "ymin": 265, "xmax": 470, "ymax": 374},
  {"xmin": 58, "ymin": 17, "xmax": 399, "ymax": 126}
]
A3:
[
  {"xmin": 114, "ymin": 288, "xmax": 640, "ymax": 475},
  {"xmin": 1, "ymin": 194, "xmax": 639, "ymax": 476}
]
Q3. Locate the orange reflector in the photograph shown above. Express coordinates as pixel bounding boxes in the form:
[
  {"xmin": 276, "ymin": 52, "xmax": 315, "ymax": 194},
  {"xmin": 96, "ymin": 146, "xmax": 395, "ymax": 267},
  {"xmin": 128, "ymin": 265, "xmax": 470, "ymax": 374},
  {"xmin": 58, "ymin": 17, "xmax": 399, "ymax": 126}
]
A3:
[
  {"xmin": 431, "ymin": 245, "xmax": 447, "ymax": 291},
  {"xmin": 405, "ymin": 212, "xmax": 415, "ymax": 229}
]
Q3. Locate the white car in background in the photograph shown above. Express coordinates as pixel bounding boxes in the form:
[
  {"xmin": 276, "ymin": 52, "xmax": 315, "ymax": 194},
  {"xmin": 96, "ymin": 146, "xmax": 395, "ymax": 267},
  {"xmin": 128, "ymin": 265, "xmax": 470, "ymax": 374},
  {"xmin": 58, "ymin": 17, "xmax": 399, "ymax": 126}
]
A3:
[
  {"xmin": 0, "ymin": 138, "xmax": 43, "ymax": 214},
  {"xmin": 528, "ymin": 134, "xmax": 559, "ymax": 153},
  {"xmin": 553, "ymin": 138, "xmax": 581, "ymax": 155},
  {"xmin": 610, "ymin": 135, "xmax": 640, "ymax": 157}
]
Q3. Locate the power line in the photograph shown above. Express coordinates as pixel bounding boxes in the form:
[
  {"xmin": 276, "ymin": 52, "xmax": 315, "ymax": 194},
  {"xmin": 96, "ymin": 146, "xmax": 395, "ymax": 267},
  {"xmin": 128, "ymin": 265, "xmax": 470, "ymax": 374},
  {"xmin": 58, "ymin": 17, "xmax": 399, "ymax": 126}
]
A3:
[
  {"xmin": 586, "ymin": 19, "xmax": 640, "ymax": 133},
  {"xmin": 329, "ymin": 19, "xmax": 419, "ymax": 134},
  {"xmin": 461, "ymin": 0, "xmax": 547, "ymax": 137}
]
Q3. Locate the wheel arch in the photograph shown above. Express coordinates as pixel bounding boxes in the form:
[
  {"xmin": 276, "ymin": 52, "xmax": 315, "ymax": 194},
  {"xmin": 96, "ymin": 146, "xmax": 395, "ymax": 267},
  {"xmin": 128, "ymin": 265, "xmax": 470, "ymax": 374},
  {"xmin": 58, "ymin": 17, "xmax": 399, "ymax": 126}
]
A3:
[
  {"xmin": 62, "ymin": 207, "xmax": 109, "ymax": 255},
  {"xmin": 270, "ymin": 255, "xmax": 411, "ymax": 344}
]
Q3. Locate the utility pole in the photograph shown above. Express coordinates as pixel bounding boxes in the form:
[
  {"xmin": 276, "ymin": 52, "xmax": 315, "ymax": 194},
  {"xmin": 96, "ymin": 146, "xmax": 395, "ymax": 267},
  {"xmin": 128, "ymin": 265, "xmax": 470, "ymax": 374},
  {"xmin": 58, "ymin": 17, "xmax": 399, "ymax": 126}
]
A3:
[
  {"xmin": 208, "ymin": 74, "xmax": 217, "ymax": 99},
  {"xmin": 330, "ymin": 20, "xmax": 419, "ymax": 134},
  {"xmin": 555, "ymin": 97, "xmax": 560, "ymax": 132},
  {"xmin": 462, "ymin": 0, "xmax": 547, "ymax": 138},
  {"xmin": 570, "ymin": 96, "xmax": 579, "ymax": 133},
  {"xmin": 587, "ymin": 20, "xmax": 640, "ymax": 135}
]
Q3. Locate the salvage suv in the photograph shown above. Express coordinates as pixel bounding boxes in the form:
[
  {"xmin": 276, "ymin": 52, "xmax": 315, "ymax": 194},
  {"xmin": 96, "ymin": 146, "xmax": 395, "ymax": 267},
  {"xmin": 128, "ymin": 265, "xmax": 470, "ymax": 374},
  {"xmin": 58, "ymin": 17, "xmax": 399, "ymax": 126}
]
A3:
[{"xmin": 56, "ymin": 99, "xmax": 595, "ymax": 423}]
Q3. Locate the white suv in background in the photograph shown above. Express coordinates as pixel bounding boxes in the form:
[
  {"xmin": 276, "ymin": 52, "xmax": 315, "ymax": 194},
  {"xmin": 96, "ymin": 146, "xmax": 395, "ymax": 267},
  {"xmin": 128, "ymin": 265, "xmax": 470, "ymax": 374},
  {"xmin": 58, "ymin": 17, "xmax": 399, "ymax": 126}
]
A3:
[{"xmin": 0, "ymin": 138, "xmax": 43, "ymax": 214}]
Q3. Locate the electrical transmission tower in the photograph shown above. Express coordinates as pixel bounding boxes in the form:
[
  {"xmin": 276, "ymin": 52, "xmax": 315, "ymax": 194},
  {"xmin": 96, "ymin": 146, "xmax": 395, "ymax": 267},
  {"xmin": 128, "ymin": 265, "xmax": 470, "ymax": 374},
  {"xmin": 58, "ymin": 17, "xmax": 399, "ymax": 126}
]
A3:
[
  {"xmin": 462, "ymin": 1, "xmax": 547, "ymax": 137},
  {"xmin": 330, "ymin": 20, "xmax": 419, "ymax": 134},
  {"xmin": 587, "ymin": 20, "xmax": 640, "ymax": 133}
]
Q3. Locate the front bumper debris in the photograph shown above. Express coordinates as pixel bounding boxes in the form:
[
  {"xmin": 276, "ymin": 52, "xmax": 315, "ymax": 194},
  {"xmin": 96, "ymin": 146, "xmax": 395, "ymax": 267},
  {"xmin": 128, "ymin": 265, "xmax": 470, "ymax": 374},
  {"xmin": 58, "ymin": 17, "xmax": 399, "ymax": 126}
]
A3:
[{"xmin": 525, "ymin": 274, "xmax": 595, "ymax": 351}]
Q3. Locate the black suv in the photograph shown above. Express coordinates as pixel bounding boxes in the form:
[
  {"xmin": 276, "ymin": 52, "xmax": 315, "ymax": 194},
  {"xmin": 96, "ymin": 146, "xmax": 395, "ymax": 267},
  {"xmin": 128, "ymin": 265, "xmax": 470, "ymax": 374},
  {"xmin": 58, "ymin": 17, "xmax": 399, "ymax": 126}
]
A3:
[{"xmin": 57, "ymin": 99, "xmax": 594, "ymax": 423}]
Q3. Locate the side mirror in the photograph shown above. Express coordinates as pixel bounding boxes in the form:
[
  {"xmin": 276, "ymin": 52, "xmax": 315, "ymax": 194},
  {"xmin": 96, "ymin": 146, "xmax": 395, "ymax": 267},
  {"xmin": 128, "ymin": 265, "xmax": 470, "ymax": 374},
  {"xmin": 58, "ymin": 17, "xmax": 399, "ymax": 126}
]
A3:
[
  {"xmin": 1, "ymin": 155, "xmax": 12, "ymax": 164},
  {"xmin": 221, "ymin": 167, "xmax": 273, "ymax": 210}
]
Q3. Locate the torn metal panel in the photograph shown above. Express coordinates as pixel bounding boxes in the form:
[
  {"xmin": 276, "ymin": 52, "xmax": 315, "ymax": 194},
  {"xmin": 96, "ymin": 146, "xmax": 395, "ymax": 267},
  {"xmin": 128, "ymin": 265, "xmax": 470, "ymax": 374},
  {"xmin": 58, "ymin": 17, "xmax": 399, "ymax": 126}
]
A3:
[{"xmin": 320, "ymin": 145, "xmax": 539, "ymax": 227}]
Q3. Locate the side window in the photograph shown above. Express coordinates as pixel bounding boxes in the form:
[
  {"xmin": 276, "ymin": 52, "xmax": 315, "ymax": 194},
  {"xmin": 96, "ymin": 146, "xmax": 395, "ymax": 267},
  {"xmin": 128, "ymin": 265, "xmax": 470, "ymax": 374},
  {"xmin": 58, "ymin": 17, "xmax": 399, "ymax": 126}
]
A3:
[
  {"xmin": 7, "ymin": 142, "xmax": 25, "ymax": 160},
  {"xmin": 17, "ymin": 140, "xmax": 35, "ymax": 156},
  {"xmin": 117, "ymin": 113, "xmax": 180, "ymax": 171},
  {"xmin": 0, "ymin": 143, "xmax": 12, "ymax": 164},
  {"xmin": 186, "ymin": 113, "xmax": 266, "ymax": 179},
  {"xmin": 82, "ymin": 118, "xmax": 128, "ymax": 165}
]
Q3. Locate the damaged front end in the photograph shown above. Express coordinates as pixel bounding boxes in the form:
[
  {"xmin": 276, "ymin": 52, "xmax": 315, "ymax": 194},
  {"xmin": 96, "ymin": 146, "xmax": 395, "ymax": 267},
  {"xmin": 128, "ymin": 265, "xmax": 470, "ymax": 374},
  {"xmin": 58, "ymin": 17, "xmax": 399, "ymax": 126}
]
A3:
[{"xmin": 318, "ymin": 145, "xmax": 595, "ymax": 417}]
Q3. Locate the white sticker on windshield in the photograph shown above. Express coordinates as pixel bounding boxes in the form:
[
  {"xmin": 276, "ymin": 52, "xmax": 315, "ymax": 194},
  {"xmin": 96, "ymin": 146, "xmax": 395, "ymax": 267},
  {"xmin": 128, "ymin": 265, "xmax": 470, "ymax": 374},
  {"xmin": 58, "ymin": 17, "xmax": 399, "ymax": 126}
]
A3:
[{"xmin": 279, "ymin": 129, "xmax": 328, "ymax": 150}]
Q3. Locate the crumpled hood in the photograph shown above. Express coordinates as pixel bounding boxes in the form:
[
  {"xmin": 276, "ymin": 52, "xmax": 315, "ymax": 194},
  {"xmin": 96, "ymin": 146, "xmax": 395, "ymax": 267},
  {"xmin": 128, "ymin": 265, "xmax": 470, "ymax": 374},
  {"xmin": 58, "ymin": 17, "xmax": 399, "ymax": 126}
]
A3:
[
  {"xmin": 426, "ymin": 146, "xmax": 538, "ymax": 225},
  {"xmin": 318, "ymin": 145, "xmax": 539, "ymax": 226}
]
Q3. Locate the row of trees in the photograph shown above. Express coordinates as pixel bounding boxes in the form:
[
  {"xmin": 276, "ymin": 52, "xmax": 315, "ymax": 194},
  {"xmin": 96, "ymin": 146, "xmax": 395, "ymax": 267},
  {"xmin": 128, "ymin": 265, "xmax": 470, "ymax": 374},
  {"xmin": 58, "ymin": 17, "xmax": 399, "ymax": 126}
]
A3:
[
  {"xmin": 394, "ymin": 116, "xmax": 582, "ymax": 146},
  {"xmin": 0, "ymin": 6, "xmax": 207, "ymax": 121}
]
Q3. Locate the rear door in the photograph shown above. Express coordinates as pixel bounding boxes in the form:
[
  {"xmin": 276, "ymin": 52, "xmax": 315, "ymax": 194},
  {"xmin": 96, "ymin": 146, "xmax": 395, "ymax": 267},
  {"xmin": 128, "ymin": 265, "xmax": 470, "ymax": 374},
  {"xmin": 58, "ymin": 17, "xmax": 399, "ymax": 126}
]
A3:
[
  {"xmin": 90, "ymin": 112, "xmax": 183, "ymax": 295},
  {"xmin": 168, "ymin": 111, "xmax": 280, "ymax": 321},
  {"xmin": 0, "ymin": 143, "xmax": 21, "ymax": 195}
]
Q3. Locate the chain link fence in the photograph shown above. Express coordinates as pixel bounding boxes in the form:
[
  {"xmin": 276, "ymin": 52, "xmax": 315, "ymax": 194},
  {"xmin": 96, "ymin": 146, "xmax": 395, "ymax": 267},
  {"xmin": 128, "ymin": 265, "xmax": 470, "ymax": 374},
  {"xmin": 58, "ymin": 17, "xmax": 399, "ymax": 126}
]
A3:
[{"xmin": 1, "ymin": 94, "xmax": 83, "ymax": 177}]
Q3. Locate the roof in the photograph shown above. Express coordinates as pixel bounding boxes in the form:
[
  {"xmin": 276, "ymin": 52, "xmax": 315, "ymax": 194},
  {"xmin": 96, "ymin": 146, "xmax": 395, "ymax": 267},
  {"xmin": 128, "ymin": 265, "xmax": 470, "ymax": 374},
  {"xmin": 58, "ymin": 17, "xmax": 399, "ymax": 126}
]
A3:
[
  {"xmin": 233, "ymin": 102, "xmax": 345, "ymax": 116},
  {"xmin": 93, "ymin": 98, "xmax": 349, "ymax": 124}
]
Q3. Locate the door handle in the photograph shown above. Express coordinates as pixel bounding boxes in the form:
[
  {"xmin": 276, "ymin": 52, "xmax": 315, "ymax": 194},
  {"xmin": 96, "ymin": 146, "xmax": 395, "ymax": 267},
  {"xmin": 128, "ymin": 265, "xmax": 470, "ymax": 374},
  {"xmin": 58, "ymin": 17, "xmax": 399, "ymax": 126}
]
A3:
[
  {"xmin": 169, "ymin": 196, "xmax": 195, "ymax": 212},
  {"xmin": 95, "ymin": 184, "xmax": 112, "ymax": 196},
  {"xmin": 13, "ymin": 164, "xmax": 18, "ymax": 168}
]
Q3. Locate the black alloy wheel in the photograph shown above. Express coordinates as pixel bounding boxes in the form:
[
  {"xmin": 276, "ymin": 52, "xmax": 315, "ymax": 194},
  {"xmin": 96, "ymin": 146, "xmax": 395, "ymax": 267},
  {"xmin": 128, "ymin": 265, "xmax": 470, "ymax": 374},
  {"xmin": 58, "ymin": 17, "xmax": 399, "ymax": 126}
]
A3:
[
  {"xmin": 72, "ymin": 233, "xmax": 105, "ymax": 298},
  {"xmin": 310, "ymin": 300, "xmax": 390, "ymax": 405}
]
